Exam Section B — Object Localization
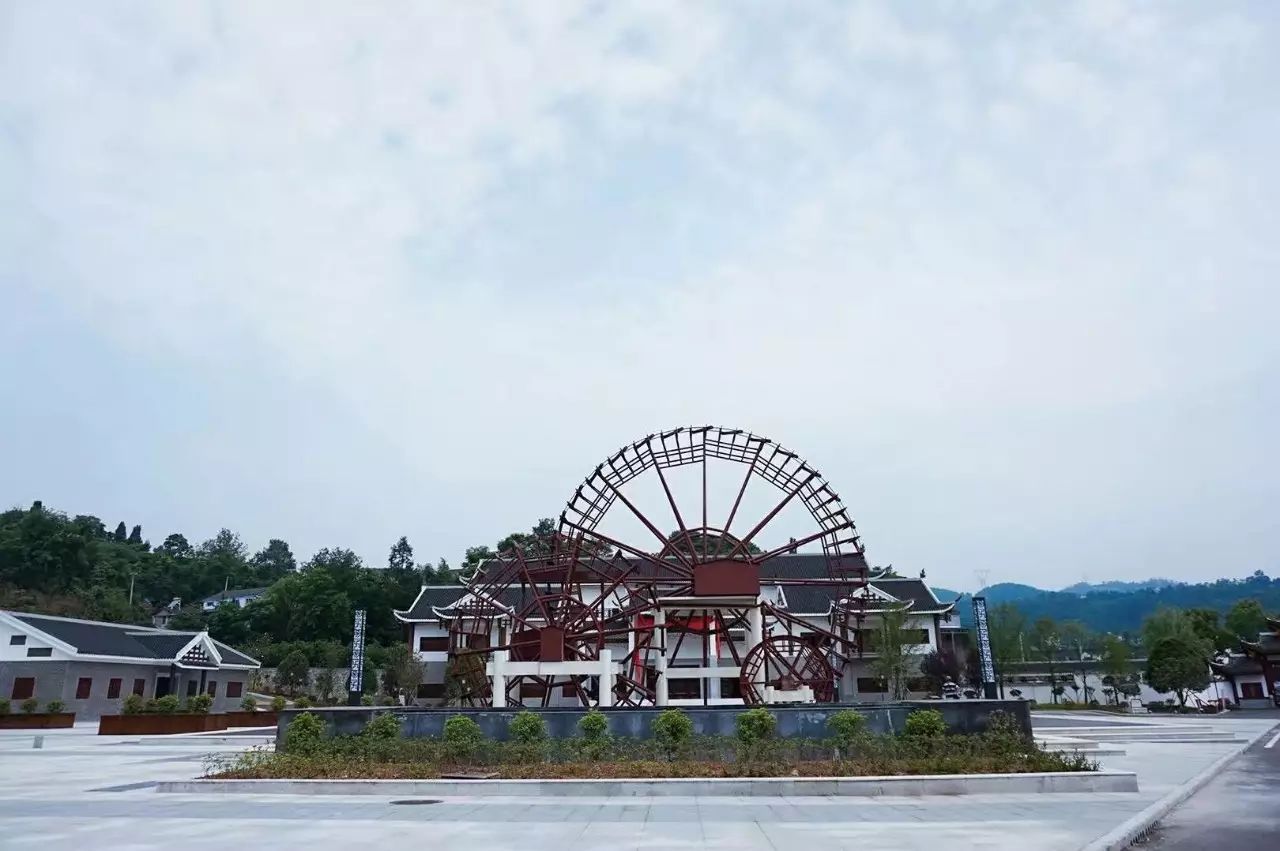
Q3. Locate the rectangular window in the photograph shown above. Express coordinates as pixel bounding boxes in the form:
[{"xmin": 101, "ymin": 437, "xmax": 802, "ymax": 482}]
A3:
[
  {"xmin": 206, "ymin": 681, "xmax": 217, "ymax": 697},
  {"xmin": 107, "ymin": 678, "xmax": 122, "ymax": 699},
  {"xmin": 132, "ymin": 678, "xmax": 146, "ymax": 697},
  {"xmin": 466, "ymin": 634, "xmax": 490, "ymax": 650},
  {"xmin": 416, "ymin": 683, "xmax": 444, "ymax": 699},
  {"xmin": 856, "ymin": 677, "xmax": 887, "ymax": 694},
  {"xmin": 25, "ymin": 647, "xmax": 52, "ymax": 658},
  {"xmin": 226, "ymin": 681, "xmax": 243, "ymax": 699},
  {"xmin": 9, "ymin": 634, "xmax": 26, "ymax": 645},
  {"xmin": 11, "ymin": 677, "xmax": 35, "ymax": 700},
  {"xmin": 1241, "ymin": 682, "xmax": 1264, "ymax": 700},
  {"xmin": 75, "ymin": 678, "xmax": 92, "ymax": 699},
  {"xmin": 418, "ymin": 636, "xmax": 449, "ymax": 652},
  {"xmin": 719, "ymin": 678, "xmax": 743, "ymax": 699},
  {"xmin": 186, "ymin": 680, "xmax": 198, "ymax": 697},
  {"xmin": 519, "ymin": 682, "xmax": 546, "ymax": 699},
  {"xmin": 668, "ymin": 678, "xmax": 702, "ymax": 700}
]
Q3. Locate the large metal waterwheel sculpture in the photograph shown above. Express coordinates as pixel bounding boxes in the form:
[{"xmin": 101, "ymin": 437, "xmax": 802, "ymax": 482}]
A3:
[
  {"xmin": 553, "ymin": 426, "xmax": 869, "ymax": 705},
  {"xmin": 739, "ymin": 636, "xmax": 837, "ymax": 705},
  {"xmin": 452, "ymin": 544, "xmax": 650, "ymax": 707}
]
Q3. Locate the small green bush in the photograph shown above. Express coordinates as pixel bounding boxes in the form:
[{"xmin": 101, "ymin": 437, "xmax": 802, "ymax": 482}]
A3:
[
  {"xmin": 152, "ymin": 695, "xmax": 181, "ymax": 715},
  {"xmin": 651, "ymin": 708, "xmax": 693, "ymax": 759},
  {"xmin": 903, "ymin": 708, "xmax": 947, "ymax": 738},
  {"xmin": 735, "ymin": 708, "xmax": 776, "ymax": 745},
  {"xmin": 442, "ymin": 715, "xmax": 485, "ymax": 762},
  {"xmin": 283, "ymin": 712, "xmax": 326, "ymax": 754},
  {"xmin": 360, "ymin": 694, "xmax": 375, "ymax": 706},
  {"xmin": 45, "ymin": 700, "xmax": 65, "ymax": 714},
  {"xmin": 240, "ymin": 695, "xmax": 258, "ymax": 712},
  {"xmin": 827, "ymin": 709, "xmax": 868, "ymax": 748},
  {"xmin": 0, "ymin": 698, "xmax": 10, "ymax": 715},
  {"xmin": 509, "ymin": 711, "xmax": 548, "ymax": 744},
  {"xmin": 121, "ymin": 694, "xmax": 145, "ymax": 715},
  {"xmin": 186, "ymin": 693, "xmax": 213, "ymax": 714},
  {"xmin": 293, "ymin": 695, "xmax": 312, "ymax": 709},
  {"xmin": 362, "ymin": 713, "xmax": 402, "ymax": 740},
  {"xmin": 20, "ymin": 698, "xmax": 39, "ymax": 714},
  {"xmin": 377, "ymin": 694, "xmax": 396, "ymax": 706},
  {"xmin": 578, "ymin": 709, "xmax": 609, "ymax": 740},
  {"xmin": 270, "ymin": 695, "xmax": 287, "ymax": 712}
]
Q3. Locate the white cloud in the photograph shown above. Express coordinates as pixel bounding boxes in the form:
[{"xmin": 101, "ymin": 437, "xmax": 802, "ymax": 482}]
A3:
[{"xmin": 1, "ymin": 2, "xmax": 1277, "ymax": 588}]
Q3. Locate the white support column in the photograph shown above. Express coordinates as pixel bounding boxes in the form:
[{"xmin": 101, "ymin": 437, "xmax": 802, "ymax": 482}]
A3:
[
  {"xmin": 655, "ymin": 608, "xmax": 668, "ymax": 707},
  {"xmin": 598, "ymin": 649, "xmax": 613, "ymax": 708},
  {"xmin": 491, "ymin": 649, "xmax": 508, "ymax": 708},
  {"xmin": 747, "ymin": 600, "xmax": 765, "ymax": 694}
]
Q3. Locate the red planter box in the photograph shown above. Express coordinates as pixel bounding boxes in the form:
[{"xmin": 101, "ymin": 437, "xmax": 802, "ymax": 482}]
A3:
[
  {"xmin": 223, "ymin": 711, "xmax": 278, "ymax": 727},
  {"xmin": 0, "ymin": 713, "xmax": 76, "ymax": 729},
  {"xmin": 98, "ymin": 713, "xmax": 230, "ymax": 735}
]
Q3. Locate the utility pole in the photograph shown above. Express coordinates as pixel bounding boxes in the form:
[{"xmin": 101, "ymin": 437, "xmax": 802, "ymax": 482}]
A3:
[{"xmin": 128, "ymin": 574, "xmax": 135, "ymax": 606}]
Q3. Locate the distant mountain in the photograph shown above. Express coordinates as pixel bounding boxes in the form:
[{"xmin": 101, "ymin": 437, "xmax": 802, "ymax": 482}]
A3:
[
  {"xmin": 931, "ymin": 587, "xmax": 963, "ymax": 601},
  {"xmin": 945, "ymin": 571, "xmax": 1278, "ymax": 635},
  {"xmin": 1059, "ymin": 578, "xmax": 1178, "ymax": 595}
]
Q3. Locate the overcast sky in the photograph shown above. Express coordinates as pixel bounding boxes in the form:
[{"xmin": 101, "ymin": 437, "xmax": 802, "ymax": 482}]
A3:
[{"xmin": 2, "ymin": 2, "xmax": 1277, "ymax": 592}]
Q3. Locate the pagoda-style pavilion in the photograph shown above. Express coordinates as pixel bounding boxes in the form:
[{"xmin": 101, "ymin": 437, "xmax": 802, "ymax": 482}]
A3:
[{"xmin": 1211, "ymin": 616, "xmax": 1280, "ymax": 708}]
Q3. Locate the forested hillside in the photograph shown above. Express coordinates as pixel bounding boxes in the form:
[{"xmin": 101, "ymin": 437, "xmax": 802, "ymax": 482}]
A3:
[
  {"xmin": 0, "ymin": 501, "xmax": 559, "ymax": 661},
  {"xmin": 951, "ymin": 572, "xmax": 1280, "ymax": 636}
]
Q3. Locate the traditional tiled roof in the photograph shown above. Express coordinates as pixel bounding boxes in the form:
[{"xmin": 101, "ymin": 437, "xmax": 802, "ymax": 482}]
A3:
[
  {"xmin": 1210, "ymin": 654, "xmax": 1263, "ymax": 677},
  {"xmin": 200, "ymin": 587, "xmax": 268, "ymax": 605},
  {"xmin": 5, "ymin": 611, "xmax": 259, "ymax": 668},
  {"xmin": 393, "ymin": 556, "xmax": 954, "ymax": 621}
]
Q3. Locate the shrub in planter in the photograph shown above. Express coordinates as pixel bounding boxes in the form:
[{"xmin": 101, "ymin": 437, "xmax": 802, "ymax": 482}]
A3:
[
  {"xmin": 283, "ymin": 712, "xmax": 326, "ymax": 754},
  {"xmin": 362, "ymin": 713, "xmax": 402, "ymax": 740},
  {"xmin": 122, "ymin": 694, "xmax": 145, "ymax": 715},
  {"xmin": 20, "ymin": 698, "xmax": 39, "ymax": 714},
  {"xmin": 240, "ymin": 696, "xmax": 257, "ymax": 712},
  {"xmin": 827, "ymin": 709, "xmax": 868, "ymax": 754},
  {"xmin": 735, "ymin": 708, "xmax": 776, "ymax": 745},
  {"xmin": 360, "ymin": 694, "xmax": 375, "ymax": 706},
  {"xmin": 442, "ymin": 715, "xmax": 484, "ymax": 762},
  {"xmin": 186, "ymin": 694, "xmax": 213, "ymax": 715},
  {"xmin": 576, "ymin": 709, "xmax": 610, "ymax": 759},
  {"xmin": 0, "ymin": 698, "xmax": 10, "ymax": 715},
  {"xmin": 903, "ymin": 708, "xmax": 947, "ymax": 739},
  {"xmin": 293, "ymin": 696, "xmax": 312, "ymax": 709},
  {"xmin": 651, "ymin": 708, "xmax": 693, "ymax": 760},
  {"xmin": 270, "ymin": 695, "xmax": 287, "ymax": 712},
  {"xmin": 507, "ymin": 711, "xmax": 548, "ymax": 763},
  {"xmin": 45, "ymin": 700, "xmax": 65, "ymax": 714},
  {"xmin": 377, "ymin": 694, "xmax": 396, "ymax": 706},
  {"xmin": 152, "ymin": 695, "xmax": 181, "ymax": 714}
]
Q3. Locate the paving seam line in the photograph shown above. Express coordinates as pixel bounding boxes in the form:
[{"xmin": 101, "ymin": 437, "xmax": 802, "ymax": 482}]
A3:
[{"xmin": 1079, "ymin": 723, "xmax": 1279, "ymax": 851}]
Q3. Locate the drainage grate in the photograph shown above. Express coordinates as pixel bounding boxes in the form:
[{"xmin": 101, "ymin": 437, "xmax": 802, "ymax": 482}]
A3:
[{"xmin": 390, "ymin": 799, "xmax": 442, "ymax": 806}]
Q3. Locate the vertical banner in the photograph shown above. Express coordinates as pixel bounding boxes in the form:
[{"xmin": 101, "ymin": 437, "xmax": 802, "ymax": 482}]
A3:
[
  {"xmin": 348, "ymin": 608, "xmax": 367, "ymax": 705},
  {"xmin": 972, "ymin": 596, "xmax": 998, "ymax": 699}
]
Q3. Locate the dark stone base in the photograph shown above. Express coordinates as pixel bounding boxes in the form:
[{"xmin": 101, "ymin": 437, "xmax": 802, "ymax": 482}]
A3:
[
  {"xmin": 224, "ymin": 711, "xmax": 278, "ymax": 727},
  {"xmin": 278, "ymin": 700, "xmax": 1030, "ymax": 745}
]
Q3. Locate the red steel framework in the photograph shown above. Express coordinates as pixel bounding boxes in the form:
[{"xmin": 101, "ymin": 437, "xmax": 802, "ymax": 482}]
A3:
[{"xmin": 447, "ymin": 426, "xmax": 871, "ymax": 707}]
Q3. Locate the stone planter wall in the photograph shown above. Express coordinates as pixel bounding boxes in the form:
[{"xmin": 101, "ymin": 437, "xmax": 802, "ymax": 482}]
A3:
[
  {"xmin": 98, "ymin": 713, "xmax": 230, "ymax": 735},
  {"xmin": 0, "ymin": 713, "xmax": 76, "ymax": 729}
]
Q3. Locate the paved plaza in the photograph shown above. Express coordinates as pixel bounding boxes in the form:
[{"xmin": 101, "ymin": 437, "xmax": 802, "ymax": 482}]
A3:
[{"xmin": 0, "ymin": 714, "xmax": 1276, "ymax": 851}]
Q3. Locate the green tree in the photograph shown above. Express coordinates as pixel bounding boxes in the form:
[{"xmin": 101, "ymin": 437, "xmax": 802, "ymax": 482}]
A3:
[
  {"xmin": 1100, "ymin": 635, "xmax": 1132, "ymax": 705},
  {"xmin": 1186, "ymin": 608, "xmax": 1232, "ymax": 652},
  {"xmin": 987, "ymin": 603, "xmax": 1027, "ymax": 698},
  {"xmin": 388, "ymin": 536, "xmax": 415, "ymax": 572},
  {"xmin": 1029, "ymin": 618, "xmax": 1063, "ymax": 703},
  {"xmin": 113, "ymin": 522, "xmax": 127, "ymax": 542},
  {"xmin": 869, "ymin": 604, "xmax": 924, "ymax": 700},
  {"xmin": 1058, "ymin": 621, "xmax": 1098, "ymax": 701},
  {"xmin": 251, "ymin": 539, "xmax": 296, "ymax": 579},
  {"xmin": 1224, "ymin": 599, "xmax": 1266, "ymax": 641},
  {"xmin": 1142, "ymin": 608, "xmax": 1210, "ymax": 657},
  {"xmin": 1146, "ymin": 635, "xmax": 1211, "ymax": 706},
  {"xmin": 276, "ymin": 650, "xmax": 311, "ymax": 696},
  {"xmin": 381, "ymin": 642, "xmax": 423, "ymax": 701},
  {"xmin": 156, "ymin": 533, "xmax": 193, "ymax": 559},
  {"xmin": 126, "ymin": 525, "xmax": 144, "ymax": 546}
]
